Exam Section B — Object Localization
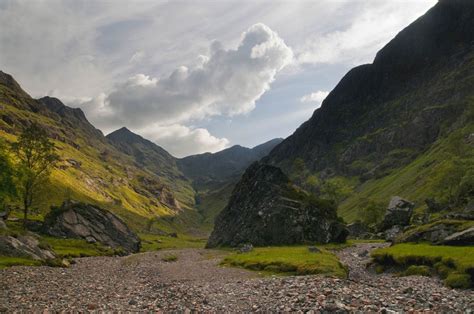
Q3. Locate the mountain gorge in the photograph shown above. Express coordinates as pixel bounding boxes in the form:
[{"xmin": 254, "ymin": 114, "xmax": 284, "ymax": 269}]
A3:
[{"xmin": 0, "ymin": 75, "xmax": 281, "ymax": 234}]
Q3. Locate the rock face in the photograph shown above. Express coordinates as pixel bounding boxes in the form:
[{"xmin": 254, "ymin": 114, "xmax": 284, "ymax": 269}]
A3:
[
  {"xmin": 206, "ymin": 162, "xmax": 348, "ymax": 248},
  {"xmin": 441, "ymin": 227, "xmax": 474, "ymax": 245},
  {"xmin": 381, "ymin": 197, "xmax": 414, "ymax": 230},
  {"xmin": 347, "ymin": 221, "xmax": 370, "ymax": 239},
  {"xmin": 0, "ymin": 235, "xmax": 56, "ymax": 260},
  {"xmin": 43, "ymin": 201, "xmax": 140, "ymax": 253}
]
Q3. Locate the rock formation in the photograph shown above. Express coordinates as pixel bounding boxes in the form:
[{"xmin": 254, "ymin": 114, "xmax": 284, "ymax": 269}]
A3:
[
  {"xmin": 206, "ymin": 162, "xmax": 347, "ymax": 248},
  {"xmin": 381, "ymin": 196, "xmax": 415, "ymax": 230},
  {"xmin": 43, "ymin": 201, "xmax": 140, "ymax": 253}
]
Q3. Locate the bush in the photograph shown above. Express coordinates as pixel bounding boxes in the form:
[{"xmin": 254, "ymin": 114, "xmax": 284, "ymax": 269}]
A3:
[
  {"xmin": 401, "ymin": 265, "xmax": 431, "ymax": 277},
  {"xmin": 444, "ymin": 273, "xmax": 471, "ymax": 289},
  {"xmin": 161, "ymin": 254, "xmax": 178, "ymax": 262}
]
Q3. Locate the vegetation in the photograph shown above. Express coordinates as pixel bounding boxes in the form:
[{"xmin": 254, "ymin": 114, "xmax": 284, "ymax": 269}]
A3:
[
  {"xmin": 0, "ymin": 256, "xmax": 42, "ymax": 269},
  {"xmin": 139, "ymin": 233, "xmax": 206, "ymax": 252},
  {"xmin": 11, "ymin": 123, "xmax": 58, "ymax": 227},
  {"xmin": 161, "ymin": 254, "xmax": 178, "ymax": 262},
  {"xmin": 222, "ymin": 245, "xmax": 348, "ymax": 278},
  {"xmin": 371, "ymin": 243, "xmax": 474, "ymax": 288},
  {"xmin": 0, "ymin": 140, "xmax": 16, "ymax": 211},
  {"xmin": 40, "ymin": 237, "xmax": 117, "ymax": 258}
]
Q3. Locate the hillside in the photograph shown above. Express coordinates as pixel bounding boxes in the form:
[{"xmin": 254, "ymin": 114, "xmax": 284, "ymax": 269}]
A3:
[
  {"xmin": 253, "ymin": 0, "xmax": 474, "ymax": 222},
  {"xmin": 0, "ymin": 71, "xmax": 198, "ymax": 234}
]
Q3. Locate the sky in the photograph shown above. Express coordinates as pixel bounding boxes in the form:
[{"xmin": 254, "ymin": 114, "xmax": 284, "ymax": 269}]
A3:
[{"xmin": 0, "ymin": 0, "xmax": 437, "ymax": 157}]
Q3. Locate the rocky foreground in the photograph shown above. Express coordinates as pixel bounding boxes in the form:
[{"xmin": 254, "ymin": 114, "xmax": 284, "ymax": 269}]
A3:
[{"xmin": 1, "ymin": 244, "xmax": 473, "ymax": 312}]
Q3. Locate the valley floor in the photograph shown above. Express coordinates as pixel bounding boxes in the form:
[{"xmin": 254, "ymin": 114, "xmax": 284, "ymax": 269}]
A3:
[{"xmin": 0, "ymin": 244, "xmax": 473, "ymax": 312}]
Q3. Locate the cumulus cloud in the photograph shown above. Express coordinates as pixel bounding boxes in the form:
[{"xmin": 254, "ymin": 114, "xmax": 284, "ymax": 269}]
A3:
[
  {"xmin": 82, "ymin": 23, "xmax": 292, "ymax": 130},
  {"xmin": 135, "ymin": 124, "xmax": 229, "ymax": 157},
  {"xmin": 300, "ymin": 90, "xmax": 329, "ymax": 107}
]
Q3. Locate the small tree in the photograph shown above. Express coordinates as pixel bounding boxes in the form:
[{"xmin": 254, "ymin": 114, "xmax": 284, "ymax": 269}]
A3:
[
  {"xmin": 0, "ymin": 140, "xmax": 16, "ymax": 211},
  {"xmin": 12, "ymin": 123, "xmax": 58, "ymax": 227}
]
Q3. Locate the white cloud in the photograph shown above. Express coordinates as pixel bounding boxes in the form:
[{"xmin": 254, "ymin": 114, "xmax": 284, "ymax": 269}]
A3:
[
  {"xmin": 136, "ymin": 124, "xmax": 229, "ymax": 157},
  {"xmin": 296, "ymin": 1, "xmax": 436, "ymax": 66},
  {"xmin": 300, "ymin": 90, "xmax": 329, "ymax": 107},
  {"xmin": 80, "ymin": 23, "xmax": 292, "ymax": 132}
]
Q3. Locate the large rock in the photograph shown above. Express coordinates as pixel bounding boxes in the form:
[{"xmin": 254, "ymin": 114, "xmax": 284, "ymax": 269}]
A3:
[
  {"xmin": 0, "ymin": 235, "xmax": 56, "ymax": 260},
  {"xmin": 206, "ymin": 162, "xmax": 348, "ymax": 248},
  {"xmin": 347, "ymin": 221, "xmax": 372, "ymax": 239},
  {"xmin": 442, "ymin": 227, "xmax": 474, "ymax": 245},
  {"xmin": 381, "ymin": 196, "xmax": 414, "ymax": 230},
  {"xmin": 43, "ymin": 201, "xmax": 140, "ymax": 253}
]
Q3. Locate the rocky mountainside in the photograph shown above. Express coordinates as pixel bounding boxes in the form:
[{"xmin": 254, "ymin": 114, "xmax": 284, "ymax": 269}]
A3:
[
  {"xmin": 207, "ymin": 162, "xmax": 347, "ymax": 247},
  {"xmin": 177, "ymin": 138, "xmax": 283, "ymax": 189},
  {"xmin": 0, "ymin": 71, "xmax": 197, "ymax": 233},
  {"xmin": 259, "ymin": 0, "xmax": 474, "ymax": 221}
]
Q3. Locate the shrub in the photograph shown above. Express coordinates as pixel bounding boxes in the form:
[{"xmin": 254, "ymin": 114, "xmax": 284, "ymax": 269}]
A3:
[
  {"xmin": 401, "ymin": 265, "xmax": 431, "ymax": 277},
  {"xmin": 161, "ymin": 254, "xmax": 178, "ymax": 262},
  {"xmin": 444, "ymin": 273, "xmax": 471, "ymax": 289}
]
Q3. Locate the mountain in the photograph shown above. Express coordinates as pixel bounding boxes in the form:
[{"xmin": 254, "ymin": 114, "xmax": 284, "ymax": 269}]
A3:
[
  {"xmin": 177, "ymin": 138, "xmax": 283, "ymax": 189},
  {"xmin": 0, "ymin": 71, "xmax": 198, "ymax": 234},
  {"xmin": 229, "ymin": 0, "xmax": 474, "ymax": 224}
]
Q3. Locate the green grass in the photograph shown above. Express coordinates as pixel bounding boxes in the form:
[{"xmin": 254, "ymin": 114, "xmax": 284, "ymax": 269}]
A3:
[
  {"xmin": 221, "ymin": 245, "xmax": 348, "ymax": 278},
  {"xmin": 41, "ymin": 236, "xmax": 116, "ymax": 258},
  {"xmin": 161, "ymin": 254, "xmax": 178, "ymax": 262},
  {"xmin": 371, "ymin": 243, "xmax": 474, "ymax": 288},
  {"xmin": 0, "ymin": 256, "xmax": 42, "ymax": 269},
  {"xmin": 139, "ymin": 233, "xmax": 206, "ymax": 252}
]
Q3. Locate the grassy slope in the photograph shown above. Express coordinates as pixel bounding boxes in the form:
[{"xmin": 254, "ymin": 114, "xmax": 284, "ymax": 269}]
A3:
[
  {"xmin": 339, "ymin": 110, "xmax": 474, "ymax": 222},
  {"xmin": 0, "ymin": 94, "xmax": 202, "ymax": 234}
]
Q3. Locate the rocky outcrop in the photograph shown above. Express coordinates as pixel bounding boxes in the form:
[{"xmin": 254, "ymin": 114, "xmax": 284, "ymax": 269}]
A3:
[
  {"xmin": 347, "ymin": 221, "xmax": 371, "ymax": 239},
  {"xmin": 0, "ymin": 235, "xmax": 56, "ymax": 260},
  {"xmin": 381, "ymin": 197, "xmax": 414, "ymax": 230},
  {"xmin": 43, "ymin": 201, "xmax": 140, "ymax": 253},
  {"xmin": 441, "ymin": 227, "xmax": 474, "ymax": 245},
  {"xmin": 206, "ymin": 162, "xmax": 348, "ymax": 248}
]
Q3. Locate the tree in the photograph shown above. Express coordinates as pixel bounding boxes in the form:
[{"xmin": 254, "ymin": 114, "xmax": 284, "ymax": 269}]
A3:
[
  {"xmin": 0, "ymin": 140, "xmax": 16, "ymax": 211},
  {"xmin": 320, "ymin": 177, "xmax": 354, "ymax": 205},
  {"xmin": 12, "ymin": 123, "xmax": 58, "ymax": 227}
]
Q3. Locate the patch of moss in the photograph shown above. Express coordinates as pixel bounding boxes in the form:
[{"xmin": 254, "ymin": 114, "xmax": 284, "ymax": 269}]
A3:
[
  {"xmin": 444, "ymin": 273, "xmax": 471, "ymax": 289},
  {"xmin": 401, "ymin": 265, "xmax": 431, "ymax": 277},
  {"xmin": 372, "ymin": 243, "xmax": 474, "ymax": 288},
  {"xmin": 0, "ymin": 256, "xmax": 42, "ymax": 269},
  {"xmin": 221, "ymin": 245, "xmax": 348, "ymax": 278},
  {"xmin": 161, "ymin": 254, "xmax": 178, "ymax": 262}
]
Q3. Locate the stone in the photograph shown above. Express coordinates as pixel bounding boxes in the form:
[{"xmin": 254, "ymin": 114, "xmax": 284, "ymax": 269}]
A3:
[
  {"xmin": 441, "ymin": 227, "xmax": 474, "ymax": 245},
  {"xmin": 308, "ymin": 246, "xmax": 321, "ymax": 253},
  {"xmin": 206, "ymin": 162, "xmax": 348, "ymax": 248},
  {"xmin": 347, "ymin": 221, "xmax": 371, "ymax": 239},
  {"xmin": 238, "ymin": 243, "xmax": 254, "ymax": 253},
  {"xmin": 384, "ymin": 225, "xmax": 403, "ymax": 242},
  {"xmin": 0, "ymin": 219, "xmax": 6, "ymax": 229},
  {"xmin": 0, "ymin": 235, "xmax": 56, "ymax": 260},
  {"xmin": 43, "ymin": 201, "xmax": 140, "ymax": 253},
  {"xmin": 381, "ymin": 197, "xmax": 414, "ymax": 230}
]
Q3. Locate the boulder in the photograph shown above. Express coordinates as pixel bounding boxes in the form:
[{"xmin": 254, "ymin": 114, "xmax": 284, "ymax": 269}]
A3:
[
  {"xmin": 43, "ymin": 201, "xmax": 140, "ymax": 253},
  {"xmin": 381, "ymin": 196, "xmax": 414, "ymax": 230},
  {"xmin": 347, "ymin": 221, "xmax": 371, "ymax": 239},
  {"xmin": 384, "ymin": 225, "xmax": 403, "ymax": 242},
  {"xmin": 442, "ymin": 227, "xmax": 474, "ymax": 245},
  {"xmin": 206, "ymin": 162, "xmax": 348, "ymax": 248},
  {"xmin": 0, "ymin": 235, "xmax": 56, "ymax": 260},
  {"xmin": 0, "ymin": 219, "xmax": 6, "ymax": 230}
]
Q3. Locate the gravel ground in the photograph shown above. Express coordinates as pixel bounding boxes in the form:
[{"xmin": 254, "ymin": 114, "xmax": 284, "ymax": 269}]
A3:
[{"xmin": 1, "ymin": 244, "xmax": 473, "ymax": 312}]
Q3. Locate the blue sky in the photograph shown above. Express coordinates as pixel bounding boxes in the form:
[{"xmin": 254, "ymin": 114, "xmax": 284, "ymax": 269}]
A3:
[{"xmin": 0, "ymin": 0, "xmax": 436, "ymax": 157}]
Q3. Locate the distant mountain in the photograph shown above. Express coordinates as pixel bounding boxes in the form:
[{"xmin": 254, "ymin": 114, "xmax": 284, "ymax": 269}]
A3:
[
  {"xmin": 225, "ymin": 0, "xmax": 474, "ymax": 224},
  {"xmin": 177, "ymin": 138, "xmax": 283, "ymax": 189}
]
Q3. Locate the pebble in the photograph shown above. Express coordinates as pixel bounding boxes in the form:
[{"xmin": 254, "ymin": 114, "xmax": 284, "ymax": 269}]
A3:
[{"xmin": 0, "ymin": 245, "xmax": 472, "ymax": 311}]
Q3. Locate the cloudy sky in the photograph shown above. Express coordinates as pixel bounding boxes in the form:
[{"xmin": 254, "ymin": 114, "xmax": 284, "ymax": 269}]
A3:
[{"xmin": 0, "ymin": 0, "xmax": 436, "ymax": 157}]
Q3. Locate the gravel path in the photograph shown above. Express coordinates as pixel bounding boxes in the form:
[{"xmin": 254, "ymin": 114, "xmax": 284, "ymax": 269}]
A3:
[{"xmin": 1, "ymin": 244, "xmax": 473, "ymax": 312}]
